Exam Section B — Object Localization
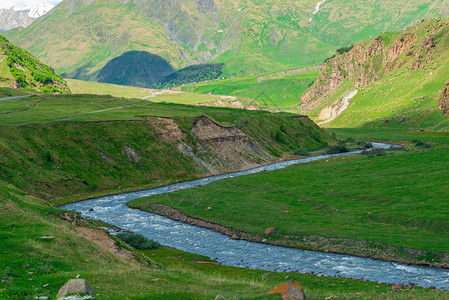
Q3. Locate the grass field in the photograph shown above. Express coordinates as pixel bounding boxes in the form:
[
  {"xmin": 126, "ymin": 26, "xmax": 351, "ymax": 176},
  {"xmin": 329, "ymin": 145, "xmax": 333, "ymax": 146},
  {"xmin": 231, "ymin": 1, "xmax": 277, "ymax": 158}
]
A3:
[
  {"xmin": 0, "ymin": 87, "xmax": 36, "ymax": 98},
  {"xmin": 181, "ymin": 71, "xmax": 319, "ymax": 111},
  {"xmin": 129, "ymin": 130, "xmax": 449, "ymax": 266},
  {"xmin": 66, "ymin": 79, "xmax": 156, "ymax": 99},
  {"xmin": 1, "ymin": 180, "xmax": 445, "ymax": 299}
]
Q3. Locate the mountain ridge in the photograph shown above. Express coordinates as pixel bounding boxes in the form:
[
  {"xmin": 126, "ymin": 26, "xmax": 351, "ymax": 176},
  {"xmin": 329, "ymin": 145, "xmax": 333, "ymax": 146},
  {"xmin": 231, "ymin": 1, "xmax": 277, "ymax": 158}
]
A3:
[{"xmin": 5, "ymin": 0, "xmax": 449, "ymax": 84}]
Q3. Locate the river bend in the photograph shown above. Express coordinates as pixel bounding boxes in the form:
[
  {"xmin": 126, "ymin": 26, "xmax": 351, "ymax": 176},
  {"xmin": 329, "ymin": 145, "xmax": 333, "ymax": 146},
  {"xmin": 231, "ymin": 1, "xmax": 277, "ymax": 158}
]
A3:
[{"xmin": 61, "ymin": 143, "xmax": 449, "ymax": 289}]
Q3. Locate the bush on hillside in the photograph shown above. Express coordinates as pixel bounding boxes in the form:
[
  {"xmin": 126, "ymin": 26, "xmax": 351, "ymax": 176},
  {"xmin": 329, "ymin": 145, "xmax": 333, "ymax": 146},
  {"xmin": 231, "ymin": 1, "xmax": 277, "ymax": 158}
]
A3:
[
  {"xmin": 336, "ymin": 45, "xmax": 354, "ymax": 55},
  {"xmin": 326, "ymin": 145, "xmax": 349, "ymax": 154},
  {"xmin": 363, "ymin": 148, "xmax": 387, "ymax": 157},
  {"xmin": 116, "ymin": 232, "xmax": 162, "ymax": 250},
  {"xmin": 294, "ymin": 148, "xmax": 310, "ymax": 156},
  {"xmin": 155, "ymin": 63, "xmax": 224, "ymax": 88},
  {"xmin": 0, "ymin": 35, "xmax": 68, "ymax": 93}
]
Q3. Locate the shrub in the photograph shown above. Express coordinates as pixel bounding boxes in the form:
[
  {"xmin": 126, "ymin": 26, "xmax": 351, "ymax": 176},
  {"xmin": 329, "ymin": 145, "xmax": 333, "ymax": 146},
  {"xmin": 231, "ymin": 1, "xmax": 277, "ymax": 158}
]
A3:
[
  {"xmin": 336, "ymin": 45, "xmax": 354, "ymax": 55},
  {"xmin": 326, "ymin": 145, "xmax": 349, "ymax": 154},
  {"xmin": 294, "ymin": 148, "xmax": 310, "ymax": 156},
  {"xmin": 365, "ymin": 148, "xmax": 387, "ymax": 157},
  {"xmin": 116, "ymin": 233, "xmax": 162, "ymax": 250},
  {"xmin": 357, "ymin": 141, "xmax": 373, "ymax": 150}
]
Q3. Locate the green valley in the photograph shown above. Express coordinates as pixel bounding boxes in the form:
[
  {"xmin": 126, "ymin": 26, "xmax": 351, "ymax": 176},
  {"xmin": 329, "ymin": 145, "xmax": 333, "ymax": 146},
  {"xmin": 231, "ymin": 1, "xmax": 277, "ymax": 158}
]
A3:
[
  {"xmin": 2, "ymin": 1, "xmax": 449, "ymax": 299},
  {"xmin": 3, "ymin": 179, "xmax": 444, "ymax": 299}
]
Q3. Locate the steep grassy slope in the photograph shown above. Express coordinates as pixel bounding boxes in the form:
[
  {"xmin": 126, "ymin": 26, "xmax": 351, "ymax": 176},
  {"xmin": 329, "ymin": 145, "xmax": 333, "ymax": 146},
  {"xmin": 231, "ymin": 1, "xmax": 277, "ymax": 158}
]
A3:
[
  {"xmin": 130, "ymin": 135, "xmax": 449, "ymax": 267},
  {"xmin": 0, "ymin": 35, "xmax": 68, "ymax": 93},
  {"xmin": 0, "ymin": 93, "xmax": 332, "ymax": 202},
  {"xmin": 5, "ymin": 0, "xmax": 448, "ymax": 80},
  {"xmin": 301, "ymin": 19, "xmax": 449, "ymax": 130}
]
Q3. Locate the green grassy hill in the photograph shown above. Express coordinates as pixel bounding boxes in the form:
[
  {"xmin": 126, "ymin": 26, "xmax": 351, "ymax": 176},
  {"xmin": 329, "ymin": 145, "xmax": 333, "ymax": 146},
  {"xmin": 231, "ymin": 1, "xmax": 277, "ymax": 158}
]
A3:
[
  {"xmin": 0, "ymin": 35, "xmax": 69, "ymax": 94},
  {"xmin": 0, "ymin": 91, "xmax": 332, "ymax": 202},
  {"xmin": 301, "ymin": 18, "xmax": 449, "ymax": 130},
  {"xmin": 4, "ymin": 0, "xmax": 448, "ymax": 82}
]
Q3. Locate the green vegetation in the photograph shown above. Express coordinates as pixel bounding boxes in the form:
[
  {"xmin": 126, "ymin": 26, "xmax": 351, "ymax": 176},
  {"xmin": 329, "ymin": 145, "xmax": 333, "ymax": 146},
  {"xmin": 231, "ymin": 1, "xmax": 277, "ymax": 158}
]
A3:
[
  {"xmin": 181, "ymin": 71, "xmax": 319, "ymax": 111},
  {"xmin": 116, "ymin": 233, "xmax": 162, "ymax": 250},
  {"xmin": 66, "ymin": 79, "xmax": 156, "ymax": 99},
  {"xmin": 336, "ymin": 45, "xmax": 354, "ymax": 55},
  {"xmin": 2, "ymin": 179, "xmax": 442, "ymax": 299},
  {"xmin": 155, "ymin": 63, "xmax": 224, "ymax": 88},
  {"xmin": 96, "ymin": 51, "xmax": 174, "ymax": 88},
  {"xmin": 129, "ymin": 132, "xmax": 449, "ymax": 266},
  {"xmin": 304, "ymin": 19, "xmax": 449, "ymax": 130},
  {"xmin": 0, "ymin": 93, "xmax": 331, "ymax": 202},
  {"xmin": 0, "ymin": 35, "xmax": 68, "ymax": 94}
]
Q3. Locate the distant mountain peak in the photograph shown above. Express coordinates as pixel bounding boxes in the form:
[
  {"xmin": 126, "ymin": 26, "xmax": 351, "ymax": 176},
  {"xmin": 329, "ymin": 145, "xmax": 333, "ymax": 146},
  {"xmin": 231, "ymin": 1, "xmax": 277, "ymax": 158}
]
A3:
[{"xmin": 12, "ymin": 2, "xmax": 54, "ymax": 19}]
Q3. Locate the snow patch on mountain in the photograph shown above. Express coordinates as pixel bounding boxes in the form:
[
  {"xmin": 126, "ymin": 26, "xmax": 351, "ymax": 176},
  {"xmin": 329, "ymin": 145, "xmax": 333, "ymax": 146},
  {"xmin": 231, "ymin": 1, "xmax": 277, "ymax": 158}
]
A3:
[{"xmin": 12, "ymin": 2, "xmax": 55, "ymax": 18}]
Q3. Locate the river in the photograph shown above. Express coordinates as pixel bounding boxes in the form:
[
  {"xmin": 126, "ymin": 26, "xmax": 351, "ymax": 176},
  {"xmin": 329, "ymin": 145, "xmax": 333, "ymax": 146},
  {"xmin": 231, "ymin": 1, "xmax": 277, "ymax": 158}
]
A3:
[{"xmin": 61, "ymin": 143, "xmax": 449, "ymax": 289}]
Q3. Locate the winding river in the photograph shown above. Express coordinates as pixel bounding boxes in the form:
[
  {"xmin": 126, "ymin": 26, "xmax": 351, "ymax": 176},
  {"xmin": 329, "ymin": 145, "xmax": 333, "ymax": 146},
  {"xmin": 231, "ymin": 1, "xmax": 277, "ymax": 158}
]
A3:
[{"xmin": 61, "ymin": 143, "xmax": 449, "ymax": 289}]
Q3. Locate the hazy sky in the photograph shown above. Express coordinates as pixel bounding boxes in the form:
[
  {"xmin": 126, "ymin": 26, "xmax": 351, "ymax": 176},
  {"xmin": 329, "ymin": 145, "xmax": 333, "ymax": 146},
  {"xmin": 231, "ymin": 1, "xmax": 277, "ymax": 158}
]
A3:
[{"xmin": 0, "ymin": 0, "xmax": 62, "ymax": 9}]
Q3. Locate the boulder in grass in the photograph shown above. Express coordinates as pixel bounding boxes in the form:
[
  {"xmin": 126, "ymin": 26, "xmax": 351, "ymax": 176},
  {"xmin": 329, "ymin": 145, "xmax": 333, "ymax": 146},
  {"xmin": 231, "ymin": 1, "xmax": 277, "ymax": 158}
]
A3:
[
  {"xmin": 265, "ymin": 227, "xmax": 277, "ymax": 235},
  {"xmin": 269, "ymin": 280, "xmax": 306, "ymax": 300},
  {"xmin": 57, "ymin": 279, "xmax": 96, "ymax": 297},
  {"xmin": 392, "ymin": 283, "xmax": 405, "ymax": 291}
]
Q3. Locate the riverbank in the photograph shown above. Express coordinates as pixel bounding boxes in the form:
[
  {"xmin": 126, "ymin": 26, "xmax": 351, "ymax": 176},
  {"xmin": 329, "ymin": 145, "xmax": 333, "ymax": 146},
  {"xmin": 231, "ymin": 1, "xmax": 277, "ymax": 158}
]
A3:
[
  {"xmin": 133, "ymin": 203, "xmax": 449, "ymax": 269},
  {"xmin": 53, "ymin": 143, "xmax": 369, "ymax": 207},
  {"xmin": 128, "ymin": 145, "xmax": 449, "ymax": 270}
]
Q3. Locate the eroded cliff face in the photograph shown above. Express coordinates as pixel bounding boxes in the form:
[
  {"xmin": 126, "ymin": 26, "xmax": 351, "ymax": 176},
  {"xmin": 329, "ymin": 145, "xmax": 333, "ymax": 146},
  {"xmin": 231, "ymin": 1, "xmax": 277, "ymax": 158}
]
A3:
[
  {"xmin": 190, "ymin": 116, "xmax": 271, "ymax": 173},
  {"xmin": 440, "ymin": 81, "xmax": 449, "ymax": 117},
  {"xmin": 300, "ymin": 19, "xmax": 446, "ymax": 113},
  {"xmin": 149, "ymin": 116, "xmax": 272, "ymax": 174}
]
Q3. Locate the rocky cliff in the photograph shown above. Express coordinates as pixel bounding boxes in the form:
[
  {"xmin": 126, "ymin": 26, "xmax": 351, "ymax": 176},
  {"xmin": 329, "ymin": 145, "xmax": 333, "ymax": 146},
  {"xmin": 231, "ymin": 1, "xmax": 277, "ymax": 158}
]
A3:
[
  {"xmin": 300, "ymin": 18, "xmax": 449, "ymax": 129},
  {"xmin": 0, "ymin": 8, "xmax": 34, "ymax": 31},
  {"xmin": 440, "ymin": 81, "xmax": 449, "ymax": 117}
]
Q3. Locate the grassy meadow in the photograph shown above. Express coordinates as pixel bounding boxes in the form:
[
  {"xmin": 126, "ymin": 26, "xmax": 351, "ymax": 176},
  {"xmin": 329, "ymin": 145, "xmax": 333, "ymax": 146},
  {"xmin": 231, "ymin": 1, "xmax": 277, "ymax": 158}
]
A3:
[
  {"xmin": 181, "ymin": 71, "xmax": 319, "ymax": 111},
  {"xmin": 1, "ymin": 179, "xmax": 446, "ymax": 299},
  {"xmin": 129, "ymin": 130, "xmax": 449, "ymax": 266}
]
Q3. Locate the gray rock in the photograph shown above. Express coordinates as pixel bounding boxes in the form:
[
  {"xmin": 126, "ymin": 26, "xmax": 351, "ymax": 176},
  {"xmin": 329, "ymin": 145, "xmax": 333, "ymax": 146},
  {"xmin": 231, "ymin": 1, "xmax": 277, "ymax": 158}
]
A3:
[
  {"xmin": 215, "ymin": 296, "xmax": 225, "ymax": 300},
  {"xmin": 43, "ymin": 284, "xmax": 50, "ymax": 288},
  {"xmin": 57, "ymin": 279, "xmax": 96, "ymax": 297}
]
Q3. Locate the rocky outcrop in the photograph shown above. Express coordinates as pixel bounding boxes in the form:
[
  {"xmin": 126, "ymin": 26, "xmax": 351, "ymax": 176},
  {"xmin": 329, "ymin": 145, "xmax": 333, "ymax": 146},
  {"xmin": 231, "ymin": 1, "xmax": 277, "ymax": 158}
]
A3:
[
  {"xmin": 0, "ymin": 8, "xmax": 34, "ymax": 31},
  {"xmin": 75, "ymin": 227, "xmax": 135, "ymax": 260},
  {"xmin": 147, "ymin": 117, "xmax": 187, "ymax": 142},
  {"xmin": 269, "ymin": 281, "xmax": 307, "ymax": 300},
  {"xmin": 439, "ymin": 81, "xmax": 449, "ymax": 117},
  {"xmin": 300, "ymin": 19, "xmax": 446, "ymax": 113},
  {"xmin": 189, "ymin": 116, "xmax": 271, "ymax": 173},
  {"xmin": 57, "ymin": 279, "xmax": 96, "ymax": 297}
]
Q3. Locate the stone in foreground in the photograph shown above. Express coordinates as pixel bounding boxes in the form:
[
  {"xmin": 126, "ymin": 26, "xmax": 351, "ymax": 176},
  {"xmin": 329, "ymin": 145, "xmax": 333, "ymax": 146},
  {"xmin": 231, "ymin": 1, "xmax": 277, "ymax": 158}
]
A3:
[
  {"xmin": 57, "ymin": 279, "xmax": 96, "ymax": 297},
  {"xmin": 265, "ymin": 227, "xmax": 277, "ymax": 235},
  {"xmin": 269, "ymin": 280, "xmax": 306, "ymax": 300}
]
